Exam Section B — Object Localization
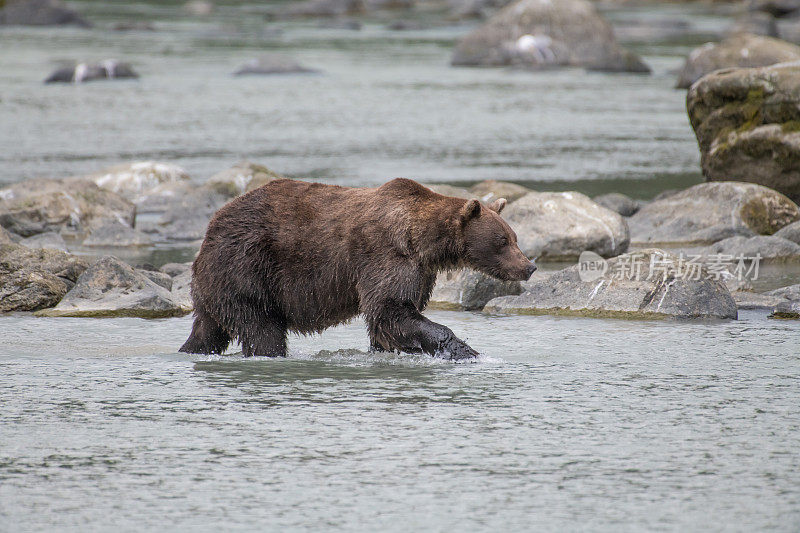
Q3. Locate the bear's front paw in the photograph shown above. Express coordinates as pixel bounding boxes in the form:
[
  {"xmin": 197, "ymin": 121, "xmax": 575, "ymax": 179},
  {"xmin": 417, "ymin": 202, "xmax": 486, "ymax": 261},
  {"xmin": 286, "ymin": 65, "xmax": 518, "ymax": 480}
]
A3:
[{"xmin": 442, "ymin": 339, "xmax": 479, "ymax": 361}]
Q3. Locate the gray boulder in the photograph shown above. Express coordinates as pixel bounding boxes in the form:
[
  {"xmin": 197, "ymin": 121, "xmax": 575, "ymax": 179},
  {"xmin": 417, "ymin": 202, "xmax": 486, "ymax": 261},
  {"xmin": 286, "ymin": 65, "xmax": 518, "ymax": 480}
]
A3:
[
  {"xmin": 451, "ymin": 0, "xmax": 650, "ymax": 73},
  {"xmin": 204, "ymin": 161, "xmax": 284, "ymax": 198},
  {"xmin": 484, "ymin": 249, "xmax": 737, "ymax": 319},
  {"xmin": 136, "ymin": 268, "xmax": 173, "ymax": 291},
  {"xmin": 82, "ymin": 220, "xmax": 152, "ymax": 247},
  {"xmin": 0, "ymin": 0, "xmax": 90, "ymax": 27},
  {"xmin": 687, "ymin": 61, "xmax": 800, "ymax": 203},
  {"xmin": 767, "ymin": 282, "xmax": 800, "ymax": 299},
  {"xmin": 503, "ymin": 191, "xmax": 630, "ymax": 260},
  {"xmin": 170, "ymin": 270, "xmax": 193, "ymax": 312},
  {"xmin": 18, "ymin": 231, "xmax": 68, "ymax": 252},
  {"xmin": 0, "ymin": 178, "xmax": 135, "ymax": 238},
  {"xmin": 676, "ymin": 34, "xmax": 800, "ymax": 89},
  {"xmin": 770, "ymin": 299, "xmax": 800, "ymax": 318},
  {"xmin": 45, "ymin": 60, "xmax": 138, "ymax": 84},
  {"xmin": 0, "ymin": 243, "xmax": 88, "ymax": 312},
  {"xmin": 627, "ymin": 182, "xmax": 799, "ymax": 245},
  {"xmin": 137, "ymin": 189, "xmax": 224, "ymax": 243},
  {"xmin": 469, "ymin": 180, "xmax": 531, "ymax": 204},
  {"xmin": 593, "ymin": 192, "xmax": 641, "ymax": 217},
  {"xmin": 774, "ymin": 219, "xmax": 800, "ymax": 242},
  {"xmin": 428, "ymin": 269, "xmax": 522, "ymax": 311},
  {"xmin": 733, "ymin": 291, "xmax": 786, "ymax": 309},
  {"xmin": 82, "ymin": 161, "xmax": 190, "ymax": 203},
  {"xmin": 160, "ymin": 262, "xmax": 192, "ymax": 278},
  {"xmin": 36, "ymin": 256, "xmax": 187, "ymax": 318},
  {"xmin": 706, "ymin": 235, "xmax": 800, "ymax": 260},
  {"xmin": 234, "ymin": 55, "xmax": 318, "ymax": 76}
]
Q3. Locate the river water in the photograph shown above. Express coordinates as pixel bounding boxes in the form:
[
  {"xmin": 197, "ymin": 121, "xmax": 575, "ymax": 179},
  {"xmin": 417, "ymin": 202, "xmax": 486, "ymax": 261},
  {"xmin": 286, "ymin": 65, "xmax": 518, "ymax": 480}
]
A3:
[
  {"xmin": 2, "ymin": 1, "xmax": 800, "ymax": 531},
  {"xmin": 1, "ymin": 311, "xmax": 799, "ymax": 530}
]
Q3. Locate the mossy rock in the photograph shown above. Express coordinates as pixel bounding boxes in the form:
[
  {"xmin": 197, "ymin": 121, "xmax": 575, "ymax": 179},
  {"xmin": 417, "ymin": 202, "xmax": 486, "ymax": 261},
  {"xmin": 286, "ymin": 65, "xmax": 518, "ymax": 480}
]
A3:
[{"xmin": 687, "ymin": 62, "xmax": 800, "ymax": 203}]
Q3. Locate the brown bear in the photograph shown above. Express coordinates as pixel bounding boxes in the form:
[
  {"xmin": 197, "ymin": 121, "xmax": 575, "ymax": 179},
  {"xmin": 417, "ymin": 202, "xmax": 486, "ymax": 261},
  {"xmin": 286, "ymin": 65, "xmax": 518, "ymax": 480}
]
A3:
[{"xmin": 179, "ymin": 178, "xmax": 536, "ymax": 360}]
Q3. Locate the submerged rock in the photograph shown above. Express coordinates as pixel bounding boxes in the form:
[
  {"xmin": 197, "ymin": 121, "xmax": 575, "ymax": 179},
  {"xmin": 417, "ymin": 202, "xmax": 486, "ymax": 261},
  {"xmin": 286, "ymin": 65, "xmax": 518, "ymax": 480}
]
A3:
[
  {"xmin": 593, "ymin": 192, "xmax": 641, "ymax": 217},
  {"xmin": 82, "ymin": 220, "xmax": 152, "ymax": 247},
  {"xmin": 469, "ymin": 180, "xmax": 531, "ymax": 204},
  {"xmin": 0, "ymin": 0, "xmax": 91, "ymax": 27},
  {"xmin": 627, "ymin": 182, "xmax": 799, "ymax": 245},
  {"xmin": 0, "ymin": 178, "xmax": 135, "ymax": 238},
  {"xmin": 0, "ymin": 243, "xmax": 88, "ymax": 312},
  {"xmin": 18, "ymin": 231, "xmax": 68, "ymax": 252},
  {"xmin": 676, "ymin": 34, "xmax": 800, "ymax": 89},
  {"xmin": 234, "ymin": 55, "xmax": 318, "ymax": 76},
  {"xmin": 503, "ymin": 191, "xmax": 629, "ymax": 260},
  {"xmin": 706, "ymin": 235, "xmax": 800, "ymax": 261},
  {"xmin": 687, "ymin": 61, "xmax": 800, "ymax": 203},
  {"xmin": 204, "ymin": 161, "xmax": 284, "ymax": 198},
  {"xmin": 45, "ymin": 60, "xmax": 138, "ymax": 84},
  {"xmin": 36, "ymin": 256, "xmax": 187, "ymax": 318},
  {"xmin": 483, "ymin": 249, "xmax": 737, "ymax": 319},
  {"xmin": 774, "ymin": 219, "xmax": 800, "ymax": 242},
  {"xmin": 428, "ymin": 269, "xmax": 522, "ymax": 311},
  {"xmin": 770, "ymin": 299, "xmax": 800, "ymax": 318},
  {"xmin": 451, "ymin": 0, "xmax": 650, "ymax": 73}
]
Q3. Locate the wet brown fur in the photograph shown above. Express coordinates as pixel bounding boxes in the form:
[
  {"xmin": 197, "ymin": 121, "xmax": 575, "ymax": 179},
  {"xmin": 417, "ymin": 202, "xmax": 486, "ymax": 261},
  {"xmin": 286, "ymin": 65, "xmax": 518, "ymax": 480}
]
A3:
[{"xmin": 179, "ymin": 178, "xmax": 535, "ymax": 359}]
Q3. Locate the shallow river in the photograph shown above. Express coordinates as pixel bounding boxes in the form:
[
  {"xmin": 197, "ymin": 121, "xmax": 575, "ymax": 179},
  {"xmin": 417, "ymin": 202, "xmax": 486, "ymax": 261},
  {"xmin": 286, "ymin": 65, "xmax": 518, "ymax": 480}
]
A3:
[
  {"xmin": 2, "ymin": 310, "xmax": 800, "ymax": 530},
  {"xmin": 2, "ymin": 1, "xmax": 800, "ymax": 530}
]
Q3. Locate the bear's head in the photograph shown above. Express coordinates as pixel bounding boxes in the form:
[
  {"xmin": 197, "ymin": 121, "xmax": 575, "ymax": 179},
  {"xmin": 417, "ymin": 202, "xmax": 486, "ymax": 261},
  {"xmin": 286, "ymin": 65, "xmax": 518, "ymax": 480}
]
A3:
[{"xmin": 459, "ymin": 198, "xmax": 536, "ymax": 281}]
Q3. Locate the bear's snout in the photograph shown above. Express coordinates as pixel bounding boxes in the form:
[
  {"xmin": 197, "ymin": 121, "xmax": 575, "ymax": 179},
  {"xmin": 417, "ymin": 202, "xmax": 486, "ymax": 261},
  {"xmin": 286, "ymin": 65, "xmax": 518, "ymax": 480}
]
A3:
[{"xmin": 525, "ymin": 261, "xmax": 537, "ymax": 279}]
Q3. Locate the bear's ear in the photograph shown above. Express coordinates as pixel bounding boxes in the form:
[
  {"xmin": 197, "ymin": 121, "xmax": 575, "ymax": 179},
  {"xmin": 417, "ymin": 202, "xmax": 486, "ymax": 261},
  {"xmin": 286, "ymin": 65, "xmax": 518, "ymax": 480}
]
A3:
[
  {"xmin": 489, "ymin": 198, "xmax": 507, "ymax": 213},
  {"xmin": 460, "ymin": 198, "xmax": 481, "ymax": 223}
]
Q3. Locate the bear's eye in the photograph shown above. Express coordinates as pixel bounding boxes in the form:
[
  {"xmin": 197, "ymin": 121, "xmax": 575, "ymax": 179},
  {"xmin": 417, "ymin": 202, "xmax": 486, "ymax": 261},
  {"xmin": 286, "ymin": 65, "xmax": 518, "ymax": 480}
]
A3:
[{"xmin": 497, "ymin": 236, "xmax": 508, "ymax": 247}]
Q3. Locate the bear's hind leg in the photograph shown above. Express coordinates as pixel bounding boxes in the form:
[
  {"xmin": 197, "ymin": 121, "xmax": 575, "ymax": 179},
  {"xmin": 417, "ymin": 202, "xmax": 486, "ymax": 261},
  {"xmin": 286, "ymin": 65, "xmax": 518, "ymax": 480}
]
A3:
[
  {"xmin": 238, "ymin": 318, "xmax": 287, "ymax": 357},
  {"xmin": 179, "ymin": 305, "xmax": 231, "ymax": 355}
]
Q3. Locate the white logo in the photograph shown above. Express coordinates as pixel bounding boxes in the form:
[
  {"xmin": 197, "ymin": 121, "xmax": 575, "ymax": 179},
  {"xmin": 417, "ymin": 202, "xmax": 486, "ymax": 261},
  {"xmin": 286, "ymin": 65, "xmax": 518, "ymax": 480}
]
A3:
[{"xmin": 578, "ymin": 251, "xmax": 608, "ymax": 282}]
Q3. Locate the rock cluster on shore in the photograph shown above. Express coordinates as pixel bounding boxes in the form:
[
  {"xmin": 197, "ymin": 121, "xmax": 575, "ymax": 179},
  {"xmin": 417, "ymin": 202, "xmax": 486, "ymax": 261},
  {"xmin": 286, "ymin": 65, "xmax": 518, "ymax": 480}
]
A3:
[{"xmin": 4, "ymin": 162, "xmax": 800, "ymax": 320}]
